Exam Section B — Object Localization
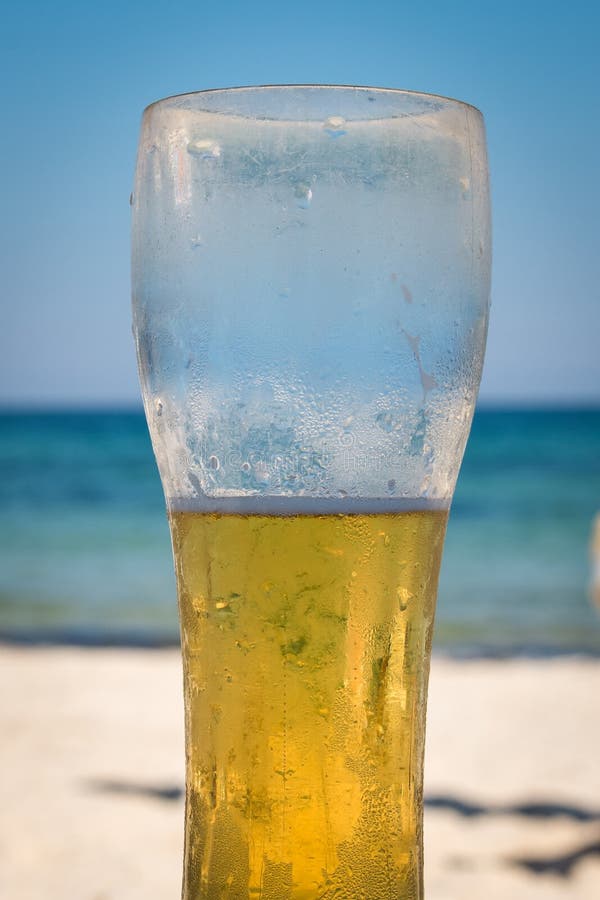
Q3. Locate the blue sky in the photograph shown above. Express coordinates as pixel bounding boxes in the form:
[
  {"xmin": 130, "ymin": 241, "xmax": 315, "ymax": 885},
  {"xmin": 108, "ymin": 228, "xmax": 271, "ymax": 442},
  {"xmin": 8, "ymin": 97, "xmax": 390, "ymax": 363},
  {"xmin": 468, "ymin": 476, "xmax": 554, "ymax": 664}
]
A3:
[{"xmin": 1, "ymin": 0, "xmax": 598, "ymax": 405}]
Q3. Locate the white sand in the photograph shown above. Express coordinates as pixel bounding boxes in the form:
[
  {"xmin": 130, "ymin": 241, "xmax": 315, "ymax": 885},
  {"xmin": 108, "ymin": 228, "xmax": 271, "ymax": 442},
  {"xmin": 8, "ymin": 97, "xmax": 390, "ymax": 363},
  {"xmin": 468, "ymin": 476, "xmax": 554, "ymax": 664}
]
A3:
[{"xmin": 1, "ymin": 647, "xmax": 599, "ymax": 899}]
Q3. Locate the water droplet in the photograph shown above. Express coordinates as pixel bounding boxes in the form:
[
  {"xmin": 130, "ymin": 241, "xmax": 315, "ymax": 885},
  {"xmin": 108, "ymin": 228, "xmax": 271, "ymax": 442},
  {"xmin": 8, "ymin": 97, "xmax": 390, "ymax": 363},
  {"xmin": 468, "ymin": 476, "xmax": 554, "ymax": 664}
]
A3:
[
  {"xmin": 253, "ymin": 461, "xmax": 270, "ymax": 484},
  {"xmin": 338, "ymin": 489, "xmax": 348, "ymax": 498},
  {"xmin": 421, "ymin": 370, "xmax": 438, "ymax": 393},
  {"xmin": 397, "ymin": 587, "xmax": 413, "ymax": 611},
  {"xmin": 208, "ymin": 455, "xmax": 220, "ymax": 470},
  {"xmin": 278, "ymin": 286, "xmax": 291, "ymax": 299},
  {"xmin": 323, "ymin": 116, "xmax": 347, "ymax": 138},
  {"xmin": 241, "ymin": 461, "xmax": 251, "ymax": 473},
  {"xmin": 187, "ymin": 139, "xmax": 221, "ymax": 160},
  {"xmin": 294, "ymin": 183, "xmax": 312, "ymax": 209},
  {"xmin": 375, "ymin": 411, "xmax": 394, "ymax": 433},
  {"xmin": 401, "ymin": 284, "xmax": 413, "ymax": 304},
  {"xmin": 387, "ymin": 479, "xmax": 396, "ymax": 493},
  {"xmin": 190, "ymin": 234, "xmax": 204, "ymax": 249},
  {"xmin": 129, "ymin": 192, "xmax": 134, "ymax": 207},
  {"xmin": 460, "ymin": 176, "xmax": 470, "ymax": 192},
  {"xmin": 154, "ymin": 399, "xmax": 163, "ymax": 417}
]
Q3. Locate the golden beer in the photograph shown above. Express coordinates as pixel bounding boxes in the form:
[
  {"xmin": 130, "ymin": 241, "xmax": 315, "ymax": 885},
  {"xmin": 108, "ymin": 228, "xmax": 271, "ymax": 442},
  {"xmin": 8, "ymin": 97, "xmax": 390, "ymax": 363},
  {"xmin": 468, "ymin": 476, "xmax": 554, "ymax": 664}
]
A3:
[{"xmin": 170, "ymin": 507, "xmax": 447, "ymax": 899}]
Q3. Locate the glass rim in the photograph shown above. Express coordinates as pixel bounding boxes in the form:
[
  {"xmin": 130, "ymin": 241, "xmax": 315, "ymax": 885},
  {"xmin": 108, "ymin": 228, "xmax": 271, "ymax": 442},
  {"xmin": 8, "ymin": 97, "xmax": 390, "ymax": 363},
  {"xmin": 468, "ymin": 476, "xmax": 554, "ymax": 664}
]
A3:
[{"xmin": 143, "ymin": 83, "xmax": 483, "ymax": 118}]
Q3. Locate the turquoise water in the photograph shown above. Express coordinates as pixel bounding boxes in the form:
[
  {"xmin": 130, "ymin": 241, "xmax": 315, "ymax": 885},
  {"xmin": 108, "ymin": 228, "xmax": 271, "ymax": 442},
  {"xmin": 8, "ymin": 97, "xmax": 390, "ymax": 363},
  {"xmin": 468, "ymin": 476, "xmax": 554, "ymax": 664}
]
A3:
[{"xmin": 0, "ymin": 409, "xmax": 599, "ymax": 655}]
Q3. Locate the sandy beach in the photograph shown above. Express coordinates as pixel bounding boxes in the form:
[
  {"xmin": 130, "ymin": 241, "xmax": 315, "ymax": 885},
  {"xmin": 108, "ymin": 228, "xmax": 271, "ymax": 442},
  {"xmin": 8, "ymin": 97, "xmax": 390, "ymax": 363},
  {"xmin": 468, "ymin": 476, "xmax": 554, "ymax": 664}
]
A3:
[{"xmin": 1, "ymin": 647, "xmax": 599, "ymax": 899}]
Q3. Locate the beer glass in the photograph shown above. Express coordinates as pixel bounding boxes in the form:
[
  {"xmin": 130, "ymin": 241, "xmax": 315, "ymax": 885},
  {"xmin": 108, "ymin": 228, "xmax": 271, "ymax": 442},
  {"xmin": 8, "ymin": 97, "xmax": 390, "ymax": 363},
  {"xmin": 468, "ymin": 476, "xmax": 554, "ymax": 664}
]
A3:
[{"xmin": 131, "ymin": 85, "xmax": 490, "ymax": 899}]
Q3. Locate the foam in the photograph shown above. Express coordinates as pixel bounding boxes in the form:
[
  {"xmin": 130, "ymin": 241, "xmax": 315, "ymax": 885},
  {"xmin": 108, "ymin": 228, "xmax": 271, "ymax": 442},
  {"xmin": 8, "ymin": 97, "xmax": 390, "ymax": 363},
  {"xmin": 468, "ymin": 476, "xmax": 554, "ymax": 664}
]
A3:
[{"xmin": 167, "ymin": 495, "xmax": 450, "ymax": 516}]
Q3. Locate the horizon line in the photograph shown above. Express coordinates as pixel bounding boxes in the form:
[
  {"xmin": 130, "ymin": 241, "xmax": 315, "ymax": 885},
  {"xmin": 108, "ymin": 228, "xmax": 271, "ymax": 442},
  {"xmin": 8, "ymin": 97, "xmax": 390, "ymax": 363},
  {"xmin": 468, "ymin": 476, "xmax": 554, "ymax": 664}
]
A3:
[{"xmin": 0, "ymin": 399, "xmax": 599, "ymax": 414}]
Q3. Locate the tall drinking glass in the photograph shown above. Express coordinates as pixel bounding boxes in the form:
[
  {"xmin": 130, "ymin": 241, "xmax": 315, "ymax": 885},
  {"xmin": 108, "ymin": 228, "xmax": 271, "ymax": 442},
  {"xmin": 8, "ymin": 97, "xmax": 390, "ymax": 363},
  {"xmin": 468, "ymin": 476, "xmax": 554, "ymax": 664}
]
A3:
[{"xmin": 132, "ymin": 85, "xmax": 490, "ymax": 899}]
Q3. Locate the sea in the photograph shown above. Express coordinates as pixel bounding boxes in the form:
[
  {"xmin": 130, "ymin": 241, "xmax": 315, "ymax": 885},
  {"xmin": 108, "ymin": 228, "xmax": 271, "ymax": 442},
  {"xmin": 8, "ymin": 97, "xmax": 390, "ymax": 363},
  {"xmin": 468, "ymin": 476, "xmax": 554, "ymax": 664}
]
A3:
[{"xmin": 1, "ymin": 408, "xmax": 599, "ymax": 656}]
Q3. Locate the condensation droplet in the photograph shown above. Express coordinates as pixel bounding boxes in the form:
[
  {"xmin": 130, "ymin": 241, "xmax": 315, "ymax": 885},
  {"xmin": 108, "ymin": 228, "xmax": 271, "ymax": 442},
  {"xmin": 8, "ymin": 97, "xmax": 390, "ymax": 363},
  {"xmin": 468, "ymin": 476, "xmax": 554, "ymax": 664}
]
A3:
[
  {"xmin": 401, "ymin": 284, "xmax": 413, "ymax": 304},
  {"xmin": 154, "ymin": 399, "xmax": 163, "ymax": 417},
  {"xmin": 375, "ymin": 410, "xmax": 394, "ymax": 433},
  {"xmin": 190, "ymin": 234, "xmax": 205, "ymax": 249},
  {"xmin": 187, "ymin": 139, "xmax": 221, "ymax": 160},
  {"xmin": 208, "ymin": 455, "xmax": 220, "ymax": 470},
  {"xmin": 352, "ymin": 298, "xmax": 365, "ymax": 317},
  {"xmin": 421, "ymin": 371, "xmax": 438, "ymax": 393},
  {"xmin": 241, "ymin": 461, "xmax": 251, "ymax": 473},
  {"xmin": 323, "ymin": 115, "xmax": 347, "ymax": 137},
  {"xmin": 278, "ymin": 286, "xmax": 291, "ymax": 299},
  {"xmin": 294, "ymin": 183, "xmax": 313, "ymax": 209},
  {"xmin": 129, "ymin": 192, "xmax": 134, "ymax": 207},
  {"xmin": 253, "ymin": 461, "xmax": 270, "ymax": 484},
  {"xmin": 397, "ymin": 586, "xmax": 413, "ymax": 611},
  {"xmin": 459, "ymin": 176, "xmax": 470, "ymax": 192}
]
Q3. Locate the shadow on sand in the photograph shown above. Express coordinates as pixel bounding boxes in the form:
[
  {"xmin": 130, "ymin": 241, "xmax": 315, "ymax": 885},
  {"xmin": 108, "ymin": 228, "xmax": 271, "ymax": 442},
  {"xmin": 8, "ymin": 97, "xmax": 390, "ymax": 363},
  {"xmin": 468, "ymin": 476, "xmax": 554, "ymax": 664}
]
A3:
[
  {"xmin": 87, "ymin": 778, "xmax": 183, "ymax": 802},
  {"xmin": 424, "ymin": 793, "xmax": 600, "ymax": 823},
  {"xmin": 512, "ymin": 840, "xmax": 600, "ymax": 877},
  {"xmin": 425, "ymin": 793, "xmax": 600, "ymax": 877},
  {"xmin": 86, "ymin": 781, "xmax": 600, "ymax": 878}
]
